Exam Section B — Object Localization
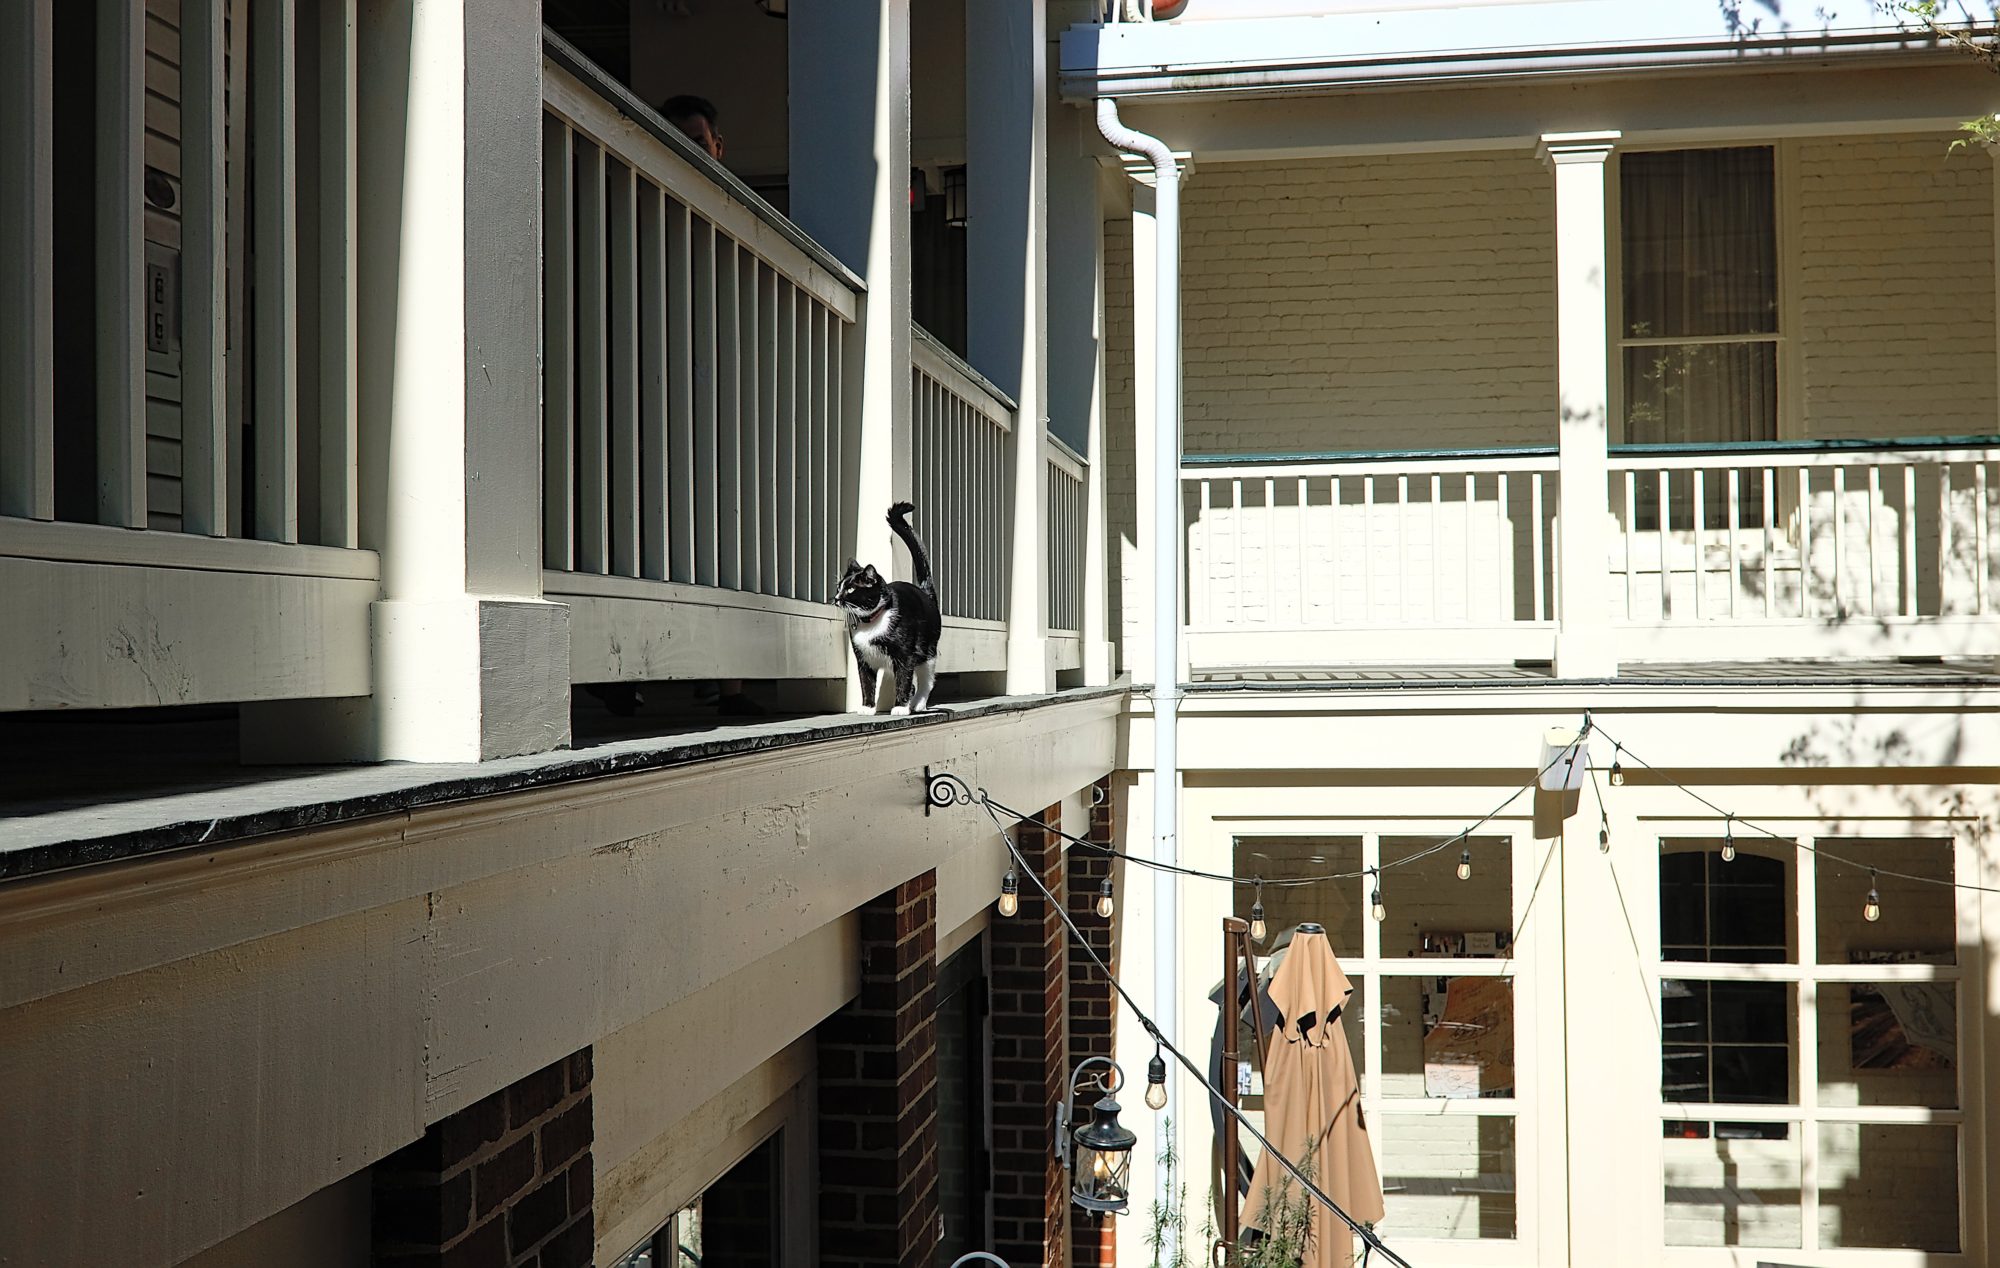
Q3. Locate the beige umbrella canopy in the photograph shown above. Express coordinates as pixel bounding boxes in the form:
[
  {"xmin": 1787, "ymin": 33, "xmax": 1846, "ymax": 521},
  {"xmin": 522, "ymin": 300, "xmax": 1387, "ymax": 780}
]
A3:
[{"xmin": 1241, "ymin": 927, "xmax": 1385, "ymax": 1267}]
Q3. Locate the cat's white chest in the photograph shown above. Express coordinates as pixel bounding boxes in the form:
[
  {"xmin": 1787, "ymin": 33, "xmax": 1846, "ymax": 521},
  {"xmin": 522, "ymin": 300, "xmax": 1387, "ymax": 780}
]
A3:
[{"xmin": 851, "ymin": 607, "xmax": 895, "ymax": 669}]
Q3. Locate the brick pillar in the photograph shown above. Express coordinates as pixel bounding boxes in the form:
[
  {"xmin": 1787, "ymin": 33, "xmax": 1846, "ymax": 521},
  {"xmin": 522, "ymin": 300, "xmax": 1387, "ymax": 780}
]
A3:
[
  {"xmin": 817, "ymin": 870, "xmax": 940, "ymax": 1268},
  {"xmin": 1067, "ymin": 780, "xmax": 1119, "ymax": 1268},
  {"xmin": 991, "ymin": 803, "xmax": 1068, "ymax": 1266},
  {"xmin": 372, "ymin": 1049, "xmax": 594, "ymax": 1268}
]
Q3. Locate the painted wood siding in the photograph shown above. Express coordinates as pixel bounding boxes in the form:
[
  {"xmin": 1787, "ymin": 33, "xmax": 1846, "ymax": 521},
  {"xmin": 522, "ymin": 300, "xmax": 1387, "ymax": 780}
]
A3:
[{"xmin": 1796, "ymin": 132, "xmax": 1998, "ymax": 441}]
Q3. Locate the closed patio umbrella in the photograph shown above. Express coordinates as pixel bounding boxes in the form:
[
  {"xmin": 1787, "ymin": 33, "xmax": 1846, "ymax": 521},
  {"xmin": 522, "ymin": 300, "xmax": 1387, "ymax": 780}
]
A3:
[{"xmin": 1240, "ymin": 925, "xmax": 1384, "ymax": 1266}]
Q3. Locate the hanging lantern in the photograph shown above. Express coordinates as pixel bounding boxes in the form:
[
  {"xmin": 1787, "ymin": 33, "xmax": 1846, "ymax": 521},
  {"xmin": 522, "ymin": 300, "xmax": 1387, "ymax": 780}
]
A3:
[{"xmin": 1069, "ymin": 1093, "xmax": 1137, "ymax": 1213}]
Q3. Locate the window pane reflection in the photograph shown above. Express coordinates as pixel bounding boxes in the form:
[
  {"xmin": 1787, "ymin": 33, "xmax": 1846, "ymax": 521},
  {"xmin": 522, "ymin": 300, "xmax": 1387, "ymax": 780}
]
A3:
[
  {"xmin": 1817, "ymin": 981, "xmax": 1957, "ymax": 1110},
  {"xmin": 1234, "ymin": 836, "xmax": 1363, "ymax": 958},
  {"xmin": 1382, "ymin": 975, "xmax": 1512, "ymax": 1099},
  {"xmin": 1818, "ymin": 1123, "xmax": 1960, "ymax": 1251},
  {"xmin": 1379, "ymin": 835, "xmax": 1512, "ymax": 959},
  {"xmin": 1663, "ymin": 1129, "xmax": 1801, "ymax": 1248},
  {"xmin": 1378, "ymin": 1115, "xmax": 1516, "ymax": 1239},
  {"xmin": 1815, "ymin": 838, "xmax": 1955, "ymax": 966}
]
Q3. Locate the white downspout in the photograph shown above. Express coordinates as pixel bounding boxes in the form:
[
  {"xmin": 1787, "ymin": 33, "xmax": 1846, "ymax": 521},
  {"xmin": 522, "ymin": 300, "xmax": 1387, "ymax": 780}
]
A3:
[{"xmin": 1095, "ymin": 96, "xmax": 1180, "ymax": 1250}]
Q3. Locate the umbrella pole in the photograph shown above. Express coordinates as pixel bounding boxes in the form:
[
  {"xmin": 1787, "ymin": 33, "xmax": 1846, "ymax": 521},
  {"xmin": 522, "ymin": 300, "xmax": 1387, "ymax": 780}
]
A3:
[{"xmin": 1220, "ymin": 916, "xmax": 1245, "ymax": 1262}]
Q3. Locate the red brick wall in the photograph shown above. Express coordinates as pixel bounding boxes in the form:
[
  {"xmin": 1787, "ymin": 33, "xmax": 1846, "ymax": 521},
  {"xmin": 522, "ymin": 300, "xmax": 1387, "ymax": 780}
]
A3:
[
  {"xmin": 817, "ymin": 870, "xmax": 940, "ymax": 1268},
  {"xmin": 990, "ymin": 803, "xmax": 1069, "ymax": 1266},
  {"xmin": 1067, "ymin": 779, "xmax": 1119, "ymax": 1268},
  {"xmin": 373, "ymin": 1049, "xmax": 593, "ymax": 1268}
]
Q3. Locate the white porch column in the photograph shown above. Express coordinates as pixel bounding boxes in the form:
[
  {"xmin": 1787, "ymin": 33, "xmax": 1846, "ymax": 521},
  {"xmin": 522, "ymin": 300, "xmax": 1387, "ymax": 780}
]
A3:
[
  {"xmin": 1049, "ymin": 87, "xmax": 1115, "ymax": 685},
  {"xmin": 968, "ymin": 0, "xmax": 1052, "ymax": 693},
  {"xmin": 1540, "ymin": 131, "xmax": 1619, "ymax": 679},
  {"xmin": 244, "ymin": 0, "xmax": 568, "ymax": 762},
  {"xmin": 790, "ymin": 1, "xmax": 911, "ymax": 708}
]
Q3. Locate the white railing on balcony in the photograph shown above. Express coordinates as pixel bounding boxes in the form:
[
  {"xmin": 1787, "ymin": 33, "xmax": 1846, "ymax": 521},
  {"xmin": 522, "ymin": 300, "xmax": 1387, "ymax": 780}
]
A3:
[
  {"xmin": 1, "ymin": 0, "xmax": 374, "ymax": 712},
  {"xmin": 542, "ymin": 41, "xmax": 864, "ymax": 684},
  {"xmin": 1047, "ymin": 437, "xmax": 1087, "ymax": 634},
  {"xmin": 1183, "ymin": 449, "xmax": 1561, "ymax": 667},
  {"xmin": 1181, "ymin": 439, "xmax": 2000, "ymax": 673},
  {"xmin": 911, "ymin": 326, "xmax": 1013, "ymax": 630},
  {"xmin": 1607, "ymin": 440, "xmax": 2000, "ymax": 660}
]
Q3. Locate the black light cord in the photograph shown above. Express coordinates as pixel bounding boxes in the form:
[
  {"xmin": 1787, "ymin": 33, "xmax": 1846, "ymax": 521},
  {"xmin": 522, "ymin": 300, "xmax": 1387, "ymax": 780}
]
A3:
[
  {"xmin": 981, "ymin": 800, "xmax": 1418, "ymax": 1268},
  {"xmin": 981, "ymin": 716, "xmax": 1587, "ymax": 890},
  {"xmin": 1587, "ymin": 719, "xmax": 2000, "ymax": 896}
]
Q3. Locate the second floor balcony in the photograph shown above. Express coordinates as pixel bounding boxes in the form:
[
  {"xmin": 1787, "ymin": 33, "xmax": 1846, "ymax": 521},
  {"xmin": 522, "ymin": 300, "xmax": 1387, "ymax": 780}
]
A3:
[{"xmin": 1180, "ymin": 438, "xmax": 2000, "ymax": 679}]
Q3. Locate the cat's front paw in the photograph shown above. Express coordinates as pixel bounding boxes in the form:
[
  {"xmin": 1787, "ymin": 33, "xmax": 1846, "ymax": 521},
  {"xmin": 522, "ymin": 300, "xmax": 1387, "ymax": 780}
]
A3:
[{"xmin": 889, "ymin": 704, "xmax": 910, "ymax": 716}]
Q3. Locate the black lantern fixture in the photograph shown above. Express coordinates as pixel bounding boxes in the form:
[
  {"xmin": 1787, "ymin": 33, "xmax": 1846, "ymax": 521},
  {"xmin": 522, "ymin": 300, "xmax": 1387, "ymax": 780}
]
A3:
[{"xmin": 1056, "ymin": 1056, "xmax": 1139, "ymax": 1214}]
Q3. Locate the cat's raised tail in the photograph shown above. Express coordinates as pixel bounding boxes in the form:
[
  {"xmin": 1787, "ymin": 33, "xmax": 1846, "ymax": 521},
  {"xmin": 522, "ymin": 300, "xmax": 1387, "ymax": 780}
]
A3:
[{"xmin": 886, "ymin": 501, "xmax": 934, "ymax": 598}]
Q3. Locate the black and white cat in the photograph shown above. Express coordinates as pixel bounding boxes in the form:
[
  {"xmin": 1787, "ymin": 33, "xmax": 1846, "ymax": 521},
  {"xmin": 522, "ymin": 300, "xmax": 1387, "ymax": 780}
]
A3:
[{"xmin": 834, "ymin": 502, "xmax": 941, "ymax": 714}]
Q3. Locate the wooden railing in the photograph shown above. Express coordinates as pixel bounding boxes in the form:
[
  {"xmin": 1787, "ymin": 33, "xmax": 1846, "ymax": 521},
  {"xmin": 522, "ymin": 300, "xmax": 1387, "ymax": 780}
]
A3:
[
  {"xmin": 1182, "ymin": 449, "xmax": 1561, "ymax": 667},
  {"xmin": 541, "ymin": 41, "xmax": 864, "ymax": 685},
  {"xmin": 1606, "ymin": 440, "xmax": 2000, "ymax": 660},
  {"xmin": 911, "ymin": 326, "xmax": 1013, "ymax": 625},
  {"xmin": 1, "ymin": 0, "xmax": 375, "ymax": 712},
  {"xmin": 1047, "ymin": 437, "xmax": 1087, "ymax": 634},
  {"xmin": 1180, "ymin": 440, "xmax": 2000, "ymax": 671}
]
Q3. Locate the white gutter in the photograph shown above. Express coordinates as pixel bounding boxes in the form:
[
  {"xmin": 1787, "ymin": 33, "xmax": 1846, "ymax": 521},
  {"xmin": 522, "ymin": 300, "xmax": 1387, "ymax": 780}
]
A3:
[{"xmin": 1095, "ymin": 96, "xmax": 1181, "ymax": 1251}]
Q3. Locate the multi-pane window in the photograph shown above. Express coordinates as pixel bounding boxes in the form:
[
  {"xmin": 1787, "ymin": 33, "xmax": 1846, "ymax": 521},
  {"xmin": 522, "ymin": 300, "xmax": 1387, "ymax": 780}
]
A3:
[
  {"xmin": 1619, "ymin": 147, "xmax": 1779, "ymax": 529},
  {"xmin": 1658, "ymin": 834, "xmax": 1964, "ymax": 1254},
  {"xmin": 1661, "ymin": 849, "xmax": 1791, "ymax": 1135},
  {"xmin": 1233, "ymin": 832, "xmax": 1521, "ymax": 1244}
]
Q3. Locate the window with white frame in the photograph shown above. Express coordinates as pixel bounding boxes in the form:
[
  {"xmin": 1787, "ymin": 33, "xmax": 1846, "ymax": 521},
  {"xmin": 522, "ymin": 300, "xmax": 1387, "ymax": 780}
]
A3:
[
  {"xmin": 1232, "ymin": 832, "xmax": 1521, "ymax": 1244},
  {"xmin": 1619, "ymin": 146, "xmax": 1779, "ymax": 530},
  {"xmin": 1658, "ymin": 833, "xmax": 1964, "ymax": 1254}
]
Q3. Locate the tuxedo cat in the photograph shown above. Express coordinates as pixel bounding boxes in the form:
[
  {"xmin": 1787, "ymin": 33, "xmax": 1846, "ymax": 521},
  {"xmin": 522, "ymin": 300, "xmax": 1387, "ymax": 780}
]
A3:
[{"xmin": 835, "ymin": 502, "xmax": 941, "ymax": 714}]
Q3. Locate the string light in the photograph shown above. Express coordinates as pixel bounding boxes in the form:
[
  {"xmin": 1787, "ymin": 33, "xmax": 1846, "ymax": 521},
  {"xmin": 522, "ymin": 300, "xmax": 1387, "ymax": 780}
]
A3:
[
  {"xmin": 1585, "ymin": 721, "xmax": 2000, "ymax": 904},
  {"xmin": 1864, "ymin": 871, "xmax": 1882, "ymax": 923},
  {"xmin": 1721, "ymin": 817, "xmax": 1736, "ymax": 864},
  {"xmin": 1457, "ymin": 847, "xmax": 1473, "ymax": 881},
  {"xmin": 1249, "ymin": 880, "xmax": 1267, "ymax": 943},
  {"xmin": 1096, "ymin": 876, "xmax": 1115, "ymax": 919},
  {"xmin": 1609, "ymin": 744, "xmax": 1626, "ymax": 786},
  {"xmin": 1599, "ymin": 821, "xmax": 1611, "ymax": 853},
  {"xmin": 977, "ymin": 801, "xmax": 1418, "ymax": 1268},
  {"xmin": 1144, "ymin": 1048, "xmax": 1169, "ymax": 1111},
  {"xmin": 998, "ymin": 868, "xmax": 1019, "ymax": 918},
  {"xmin": 1370, "ymin": 871, "xmax": 1386, "ymax": 923}
]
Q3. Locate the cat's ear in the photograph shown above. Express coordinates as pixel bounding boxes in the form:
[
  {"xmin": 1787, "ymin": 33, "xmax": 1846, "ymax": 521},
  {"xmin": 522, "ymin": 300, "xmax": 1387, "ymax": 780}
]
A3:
[
  {"xmin": 840, "ymin": 558, "xmax": 863, "ymax": 578},
  {"xmin": 863, "ymin": 564, "xmax": 882, "ymax": 581}
]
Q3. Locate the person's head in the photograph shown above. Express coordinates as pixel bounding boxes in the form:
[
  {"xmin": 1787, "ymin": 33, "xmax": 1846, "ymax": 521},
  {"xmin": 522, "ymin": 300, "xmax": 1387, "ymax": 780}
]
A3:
[{"xmin": 661, "ymin": 94, "xmax": 723, "ymax": 161}]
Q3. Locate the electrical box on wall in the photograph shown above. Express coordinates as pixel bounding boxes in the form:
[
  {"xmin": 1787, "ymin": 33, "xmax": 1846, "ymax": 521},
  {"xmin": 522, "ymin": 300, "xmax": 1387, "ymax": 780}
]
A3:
[{"xmin": 144, "ymin": 242, "xmax": 180, "ymax": 365}]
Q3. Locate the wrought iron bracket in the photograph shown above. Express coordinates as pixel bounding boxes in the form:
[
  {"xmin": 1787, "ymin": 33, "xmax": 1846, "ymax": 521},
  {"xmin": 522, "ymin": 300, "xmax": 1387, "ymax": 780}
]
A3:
[{"xmin": 924, "ymin": 766, "xmax": 976, "ymax": 816}]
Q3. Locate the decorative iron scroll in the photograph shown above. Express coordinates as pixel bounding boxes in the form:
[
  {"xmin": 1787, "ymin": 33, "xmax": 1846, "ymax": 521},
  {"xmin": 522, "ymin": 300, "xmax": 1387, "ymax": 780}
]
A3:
[{"xmin": 923, "ymin": 767, "xmax": 977, "ymax": 816}]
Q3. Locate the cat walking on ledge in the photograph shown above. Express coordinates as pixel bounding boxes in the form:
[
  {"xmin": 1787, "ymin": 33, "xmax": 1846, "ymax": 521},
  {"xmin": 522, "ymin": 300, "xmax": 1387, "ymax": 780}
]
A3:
[{"xmin": 834, "ymin": 502, "xmax": 942, "ymax": 714}]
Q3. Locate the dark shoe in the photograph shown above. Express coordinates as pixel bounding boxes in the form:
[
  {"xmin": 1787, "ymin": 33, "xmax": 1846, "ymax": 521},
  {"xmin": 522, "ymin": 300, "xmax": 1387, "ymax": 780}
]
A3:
[{"xmin": 716, "ymin": 691, "xmax": 766, "ymax": 717}]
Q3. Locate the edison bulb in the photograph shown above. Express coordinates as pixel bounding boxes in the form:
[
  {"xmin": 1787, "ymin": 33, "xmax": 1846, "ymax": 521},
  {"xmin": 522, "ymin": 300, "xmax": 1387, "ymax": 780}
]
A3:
[
  {"xmin": 1145, "ymin": 1052, "xmax": 1168, "ymax": 1111},
  {"xmin": 1864, "ymin": 887, "xmax": 1882, "ymax": 923},
  {"xmin": 1370, "ymin": 888, "xmax": 1386, "ymax": 923},
  {"xmin": 1456, "ymin": 849, "xmax": 1472, "ymax": 882},
  {"xmin": 1144, "ymin": 1081, "xmax": 1168, "ymax": 1111},
  {"xmin": 1609, "ymin": 759, "xmax": 1626, "ymax": 787},
  {"xmin": 1096, "ymin": 878, "xmax": 1114, "ymax": 920},
  {"xmin": 1720, "ymin": 838, "xmax": 1736, "ymax": 863},
  {"xmin": 1249, "ymin": 901, "xmax": 1267, "ymax": 943},
  {"xmin": 998, "ymin": 870, "xmax": 1019, "ymax": 918}
]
